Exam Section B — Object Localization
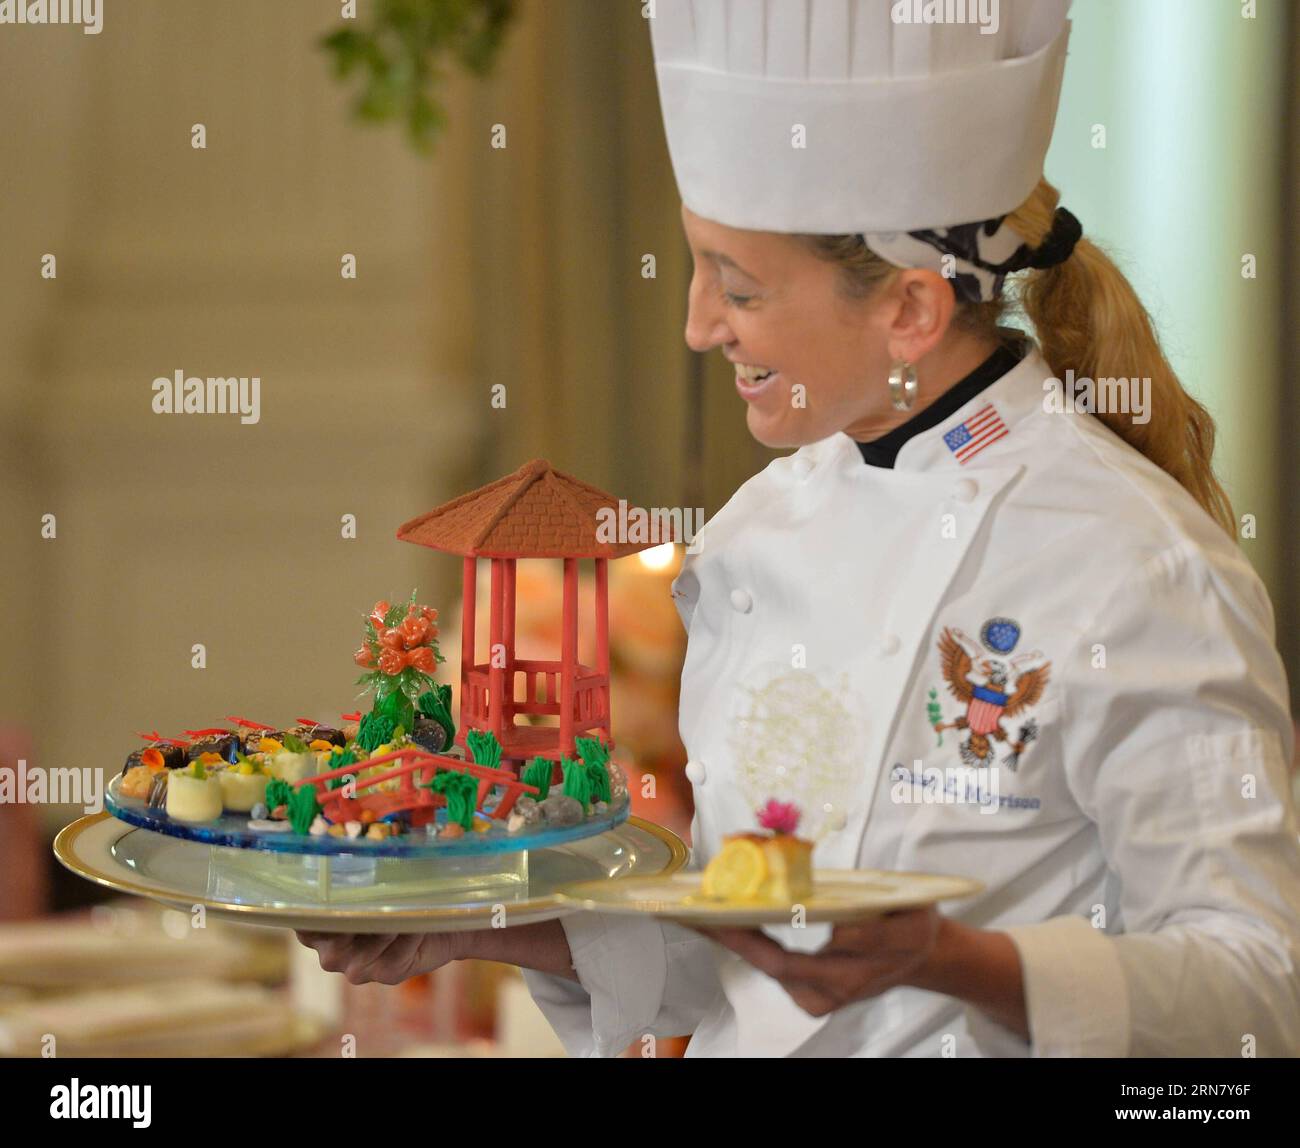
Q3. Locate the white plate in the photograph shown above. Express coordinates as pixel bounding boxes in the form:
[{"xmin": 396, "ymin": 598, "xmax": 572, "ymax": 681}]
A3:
[
  {"xmin": 55, "ymin": 813, "xmax": 688, "ymax": 934},
  {"xmin": 556, "ymin": 868, "xmax": 983, "ymax": 927}
]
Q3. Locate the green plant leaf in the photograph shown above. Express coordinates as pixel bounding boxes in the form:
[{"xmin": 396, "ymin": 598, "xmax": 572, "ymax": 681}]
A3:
[{"xmin": 320, "ymin": 0, "xmax": 518, "ymax": 152}]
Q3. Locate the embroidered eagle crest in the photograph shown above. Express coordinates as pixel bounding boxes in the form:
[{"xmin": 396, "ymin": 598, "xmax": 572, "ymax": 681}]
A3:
[{"xmin": 933, "ymin": 618, "xmax": 1051, "ymax": 770}]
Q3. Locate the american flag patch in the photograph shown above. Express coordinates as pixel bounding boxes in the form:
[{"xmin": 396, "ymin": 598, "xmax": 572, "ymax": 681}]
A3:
[{"xmin": 943, "ymin": 404, "xmax": 1007, "ymax": 465}]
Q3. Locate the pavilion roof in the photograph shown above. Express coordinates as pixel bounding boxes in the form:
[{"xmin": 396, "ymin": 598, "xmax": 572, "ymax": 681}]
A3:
[{"xmin": 396, "ymin": 459, "xmax": 657, "ymax": 559}]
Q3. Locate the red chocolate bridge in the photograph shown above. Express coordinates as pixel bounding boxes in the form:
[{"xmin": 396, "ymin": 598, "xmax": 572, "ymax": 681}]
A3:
[{"xmin": 298, "ymin": 745, "xmax": 539, "ymax": 828}]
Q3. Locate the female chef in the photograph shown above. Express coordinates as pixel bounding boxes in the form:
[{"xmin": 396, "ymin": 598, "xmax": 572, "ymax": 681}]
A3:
[{"xmin": 298, "ymin": 1, "xmax": 1300, "ymax": 1056}]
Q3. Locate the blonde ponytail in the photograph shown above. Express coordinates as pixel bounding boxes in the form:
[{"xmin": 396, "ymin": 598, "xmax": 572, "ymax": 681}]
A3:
[{"xmin": 1005, "ymin": 180, "xmax": 1236, "ymax": 536}]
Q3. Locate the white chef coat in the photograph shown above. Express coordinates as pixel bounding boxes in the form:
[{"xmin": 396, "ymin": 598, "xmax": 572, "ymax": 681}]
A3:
[{"xmin": 522, "ymin": 337, "xmax": 1300, "ymax": 1057}]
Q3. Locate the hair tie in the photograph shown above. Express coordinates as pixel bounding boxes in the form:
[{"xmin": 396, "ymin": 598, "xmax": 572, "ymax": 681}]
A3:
[
  {"xmin": 863, "ymin": 205, "xmax": 1084, "ymax": 303},
  {"xmin": 1025, "ymin": 207, "xmax": 1082, "ymax": 270}
]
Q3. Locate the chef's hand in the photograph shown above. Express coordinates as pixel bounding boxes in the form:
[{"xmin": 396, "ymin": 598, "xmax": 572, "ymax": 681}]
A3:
[
  {"xmin": 696, "ymin": 907, "xmax": 942, "ymax": 1017},
  {"xmin": 295, "ymin": 919, "xmax": 580, "ymax": 985},
  {"xmin": 295, "ymin": 930, "xmax": 463, "ymax": 984}
]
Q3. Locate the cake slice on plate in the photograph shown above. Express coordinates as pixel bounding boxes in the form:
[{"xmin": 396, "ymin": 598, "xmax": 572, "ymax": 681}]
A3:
[{"xmin": 701, "ymin": 799, "xmax": 813, "ymax": 904}]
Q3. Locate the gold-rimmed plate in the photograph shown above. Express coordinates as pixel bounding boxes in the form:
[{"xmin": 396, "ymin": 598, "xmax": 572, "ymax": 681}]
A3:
[
  {"xmin": 54, "ymin": 813, "xmax": 688, "ymax": 934},
  {"xmin": 554, "ymin": 869, "xmax": 983, "ymax": 927}
]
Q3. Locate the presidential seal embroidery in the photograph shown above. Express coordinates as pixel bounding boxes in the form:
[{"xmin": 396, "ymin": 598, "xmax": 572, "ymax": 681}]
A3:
[{"xmin": 930, "ymin": 617, "xmax": 1051, "ymax": 770}]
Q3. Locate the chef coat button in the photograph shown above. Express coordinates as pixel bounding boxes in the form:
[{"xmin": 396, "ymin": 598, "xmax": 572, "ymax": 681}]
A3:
[
  {"xmin": 952, "ymin": 478, "xmax": 979, "ymax": 503},
  {"xmin": 685, "ymin": 759, "xmax": 707, "ymax": 785},
  {"xmin": 729, "ymin": 588, "xmax": 753, "ymax": 614},
  {"xmin": 879, "ymin": 633, "xmax": 901, "ymax": 656},
  {"xmin": 792, "ymin": 456, "xmax": 814, "ymax": 480}
]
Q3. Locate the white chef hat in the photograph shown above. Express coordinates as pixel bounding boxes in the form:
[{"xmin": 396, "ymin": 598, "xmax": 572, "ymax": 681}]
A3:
[{"xmin": 650, "ymin": 0, "xmax": 1076, "ymax": 300}]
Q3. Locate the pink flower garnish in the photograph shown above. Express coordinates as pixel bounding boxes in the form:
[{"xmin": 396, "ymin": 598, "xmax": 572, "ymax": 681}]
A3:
[{"xmin": 757, "ymin": 799, "xmax": 801, "ymax": 835}]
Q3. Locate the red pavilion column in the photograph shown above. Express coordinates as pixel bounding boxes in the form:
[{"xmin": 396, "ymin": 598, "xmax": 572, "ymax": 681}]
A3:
[
  {"xmin": 502, "ymin": 558, "xmax": 517, "ymax": 726},
  {"xmin": 461, "ymin": 555, "xmax": 476, "ymax": 735},
  {"xmin": 595, "ymin": 557, "xmax": 610, "ymax": 745},
  {"xmin": 489, "ymin": 558, "xmax": 506, "ymax": 744},
  {"xmin": 560, "ymin": 556, "xmax": 577, "ymax": 758}
]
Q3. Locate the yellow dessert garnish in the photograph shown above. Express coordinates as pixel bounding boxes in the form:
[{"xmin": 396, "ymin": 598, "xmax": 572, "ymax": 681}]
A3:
[
  {"xmin": 258, "ymin": 737, "xmax": 284, "ymax": 754},
  {"xmin": 700, "ymin": 837, "xmax": 767, "ymax": 900}
]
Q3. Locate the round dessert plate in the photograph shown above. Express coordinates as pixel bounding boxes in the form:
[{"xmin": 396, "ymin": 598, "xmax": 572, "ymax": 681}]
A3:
[
  {"xmin": 54, "ymin": 813, "xmax": 688, "ymax": 934},
  {"xmin": 555, "ymin": 869, "xmax": 984, "ymax": 927},
  {"xmin": 104, "ymin": 769, "xmax": 629, "ymax": 858}
]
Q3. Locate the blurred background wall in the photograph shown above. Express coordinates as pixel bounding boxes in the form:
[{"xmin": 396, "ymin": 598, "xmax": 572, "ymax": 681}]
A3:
[{"xmin": 0, "ymin": 0, "xmax": 1296, "ymax": 874}]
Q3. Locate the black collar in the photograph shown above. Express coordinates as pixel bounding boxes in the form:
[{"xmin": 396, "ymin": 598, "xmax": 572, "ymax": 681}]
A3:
[{"xmin": 854, "ymin": 338, "xmax": 1026, "ymax": 468}]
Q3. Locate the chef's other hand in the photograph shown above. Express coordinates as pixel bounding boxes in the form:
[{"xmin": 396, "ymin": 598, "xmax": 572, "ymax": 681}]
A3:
[
  {"xmin": 295, "ymin": 930, "xmax": 463, "ymax": 985},
  {"xmin": 697, "ymin": 907, "xmax": 941, "ymax": 1017}
]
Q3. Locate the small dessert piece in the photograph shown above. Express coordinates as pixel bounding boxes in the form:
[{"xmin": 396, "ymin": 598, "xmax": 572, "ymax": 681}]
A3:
[
  {"xmin": 265, "ymin": 733, "xmax": 318, "ymax": 783},
  {"xmin": 266, "ymin": 752, "xmax": 316, "ymax": 783},
  {"xmin": 119, "ymin": 765, "xmax": 156, "ymax": 800},
  {"xmin": 118, "ymin": 746, "xmax": 175, "ymax": 798},
  {"xmin": 701, "ymin": 800, "xmax": 814, "ymax": 904},
  {"xmin": 121, "ymin": 743, "xmax": 185, "ymax": 775},
  {"xmin": 249, "ymin": 736, "xmax": 284, "ymax": 757},
  {"xmin": 218, "ymin": 757, "xmax": 270, "ymax": 813},
  {"xmin": 281, "ymin": 723, "xmax": 345, "ymax": 749},
  {"xmin": 240, "ymin": 729, "xmax": 277, "ymax": 755},
  {"xmin": 226, "ymin": 718, "xmax": 279, "ymax": 755},
  {"xmin": 165, "ymin": 761, "xmax": 224, "ymax": 823},
  {"xmin": 184, "ymin": 734, "xmax": 238, "ymax": 764}
]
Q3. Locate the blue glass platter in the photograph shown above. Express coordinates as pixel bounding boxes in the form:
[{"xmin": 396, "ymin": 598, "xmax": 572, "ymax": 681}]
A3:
[{"xmin": 104, "ymin": 768, "xmax": 630, "ymax": 859}]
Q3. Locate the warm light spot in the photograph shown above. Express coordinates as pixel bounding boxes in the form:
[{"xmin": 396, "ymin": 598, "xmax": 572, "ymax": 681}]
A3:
[{"xmin": 638, "ymin": 542, "xmax": 677, "ymax": 571}]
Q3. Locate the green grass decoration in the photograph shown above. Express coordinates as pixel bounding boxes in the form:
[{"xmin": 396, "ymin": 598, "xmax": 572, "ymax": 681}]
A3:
[
  {"xmin": 265, "ymin": 778, "xmax": 293, "ymax": 811},
  {"xmin": 329, "ymin": 748, "xmax": 359, "ymax": 770},
  {"xmin": 576, "ymin": 737, "xmax": 611, "ymax": 804},
  {"xmin": 356, "ymin": 711, "xmax": 397, "ymax": 753},
  {"xmin": 288, "ymin": 784, "xmax": 320, "ymax": 835},
  {"xmin": 417, "ymin": 684, "xmax": 456, "ymax": 743},
  {"xmin": 427, "ymin": 769, "xmax": 478, "ymax": 828},
  {"xmin": 325, "ymin": 747, "xmax": 360, "ymax": 790},
  {"xmin": 560, "ymin": 756, "xmax": 590, "ymax": 809},
  {"xmin": 465, "ymin": 729, "xmax": 501, "ymax": 770},
  {"xmin": 521, "ymin": 756, "xmax": 552, "ymax": 800}
]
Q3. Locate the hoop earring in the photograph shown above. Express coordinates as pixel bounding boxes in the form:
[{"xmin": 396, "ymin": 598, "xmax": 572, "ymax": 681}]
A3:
[{"xmin": 889, "ymin": 360, "xmax": 918, "ymax": 412}]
